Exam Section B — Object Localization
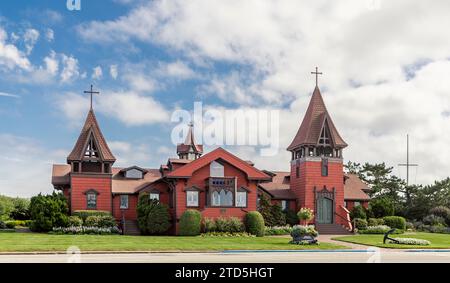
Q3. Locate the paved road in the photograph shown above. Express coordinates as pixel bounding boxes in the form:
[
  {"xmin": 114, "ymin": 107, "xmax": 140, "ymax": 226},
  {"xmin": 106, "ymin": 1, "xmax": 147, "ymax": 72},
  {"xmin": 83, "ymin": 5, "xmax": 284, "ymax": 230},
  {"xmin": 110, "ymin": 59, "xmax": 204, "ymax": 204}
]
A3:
[{"xmin": 0, "ymin": 250, "xmax": 449, "ymax": 263}]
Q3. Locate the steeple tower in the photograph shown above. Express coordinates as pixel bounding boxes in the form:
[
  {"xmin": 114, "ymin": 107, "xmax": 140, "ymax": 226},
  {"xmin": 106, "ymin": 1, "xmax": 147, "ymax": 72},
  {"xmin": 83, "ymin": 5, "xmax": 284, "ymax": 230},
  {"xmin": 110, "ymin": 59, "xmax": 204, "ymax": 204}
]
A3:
[
  {"xmin": 177, "ymin": 122, "xmax": 203, "ymax": 160},
  {"xmin": 287, "ymin": 86, "xmax": 347, "ymax": 160},
  {"xmin": 67, "ymin": 108, "xmax": 116, "ymax": 174},
  {"xmin": 288, "ymin": 68, "xmax": 348, "ymax": 228}
]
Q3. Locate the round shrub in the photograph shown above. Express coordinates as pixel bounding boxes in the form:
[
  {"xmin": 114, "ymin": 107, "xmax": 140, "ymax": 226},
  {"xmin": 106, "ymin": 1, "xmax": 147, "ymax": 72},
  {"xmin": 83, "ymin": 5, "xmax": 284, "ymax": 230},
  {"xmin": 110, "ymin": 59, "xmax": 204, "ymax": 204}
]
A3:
[
  {"xmin": 0, "ymin": 221, "xmax": 6, "ymax": 229},
  {"xmin": 68, "ymin": 216, "xmax": 83, "ymax": 227},
  {"xmin": 179, "ymin": 210, "xmax": 202, "ymax": 236},
  {"xmin": 369, "ymin": 198, "xmax": 394, "ymax": 218},
  {"xmin": 245, "ymin": 211, "xmax": 265, "ymax": 237},
  {"xmin": 137, "ymin": 197, "xmax": 171, "ymax": 235},
  {"xmin": 350, "ymin": 205, "xmax": 367, "ymax": 220},
  {"xmin": 284, "ymin": 209, "xmax": 299, "ymax": 226},
  {"xmin": 383, "ymin": 216, "xmax": 406, "ymax": 230},
  {"xmin": 29, "ymin": 193, "xmax": 69, "ymax": 232},
  {"xmin": 368, "ymin": 218, "xmax": 384, "ymax": 226},
  {"xmin": 429, "ymin": 206, "xmax": 450, "ymax": 225},
  {"xmin": 354, "ymin": 218, "xmax": 368, "ymax": 230},
  {"xmin": 423, "ymin": 214, "xmax": 446, "ymax": 226}
]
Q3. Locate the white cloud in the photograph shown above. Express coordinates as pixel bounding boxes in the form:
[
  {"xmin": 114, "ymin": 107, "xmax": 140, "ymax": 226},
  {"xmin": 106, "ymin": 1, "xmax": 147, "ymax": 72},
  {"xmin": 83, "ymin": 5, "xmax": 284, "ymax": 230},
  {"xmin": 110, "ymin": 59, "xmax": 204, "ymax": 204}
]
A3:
[
  {"xmin": 99, "ymin": 91, "xmax": 170, "ymax": 126},
  {"xmin": 23, "ymin": 28, "xmax": 40, "ymax": 55},
  {"xmin": 110, "ymin": 64, "xmax": 118, "ymax": 79},
  {"xmin": 109, "ymin": 141, "xmax": 152, "ymax": 167},
  {"xmin": 156, "ymin": 60, "xmax": 196, "ymax": 80},
  {"xmin": 0, "ymin": 27, "xmax": 31, "ymax": 70},
  {"xmin": 57, "ymin": 90, "xmax": 170, "ymax": 127},
  {"xmin": 0, "ymin": 134, "xmax": 65, "ymax": 197},
  {"xmin": 60, "ymin": 54, "xmax": 80, "ymax": 83},
  {"xmin": 45, "ymin": 28, "xmax": 54, "ymax": 42},
  {"xmin": 43, "ymin": 51, "xmax": 59, "ymax": 75},
  {"xmin": 92, "ymin": 66, "xmax": 103, "ymax": 80}
]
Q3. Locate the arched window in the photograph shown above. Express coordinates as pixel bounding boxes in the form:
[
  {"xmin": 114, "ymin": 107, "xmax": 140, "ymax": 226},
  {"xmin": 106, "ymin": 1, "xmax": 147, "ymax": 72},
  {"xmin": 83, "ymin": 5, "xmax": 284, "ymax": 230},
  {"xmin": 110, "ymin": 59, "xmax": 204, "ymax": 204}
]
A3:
[{"xmin": 212, "ymin": 191, "xmax": 220, "ymax": 206}]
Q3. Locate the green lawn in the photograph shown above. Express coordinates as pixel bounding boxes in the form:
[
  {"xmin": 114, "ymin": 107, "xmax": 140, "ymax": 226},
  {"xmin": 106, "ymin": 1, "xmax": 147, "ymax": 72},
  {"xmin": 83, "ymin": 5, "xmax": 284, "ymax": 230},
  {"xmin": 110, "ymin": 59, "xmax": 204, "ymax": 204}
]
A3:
[
  {"xmin": 333, "ymin": 232, "xmax": 450, "ymax": 249},
  {"xmin": 0, "ymin": 233, "xmax": 345, "ymax": 252}
]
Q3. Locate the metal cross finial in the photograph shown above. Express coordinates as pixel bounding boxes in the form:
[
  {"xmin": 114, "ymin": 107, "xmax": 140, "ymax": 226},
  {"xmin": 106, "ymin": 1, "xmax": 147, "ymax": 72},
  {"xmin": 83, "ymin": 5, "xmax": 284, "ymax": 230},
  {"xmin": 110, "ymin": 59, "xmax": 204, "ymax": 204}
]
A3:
[
  {"xmin": 311, "ymin": 67, "xmax": 323, "ymax": 87},
  {"xmin": 84, "ymin": 84, "xmax": 100, "ymax": 110}
]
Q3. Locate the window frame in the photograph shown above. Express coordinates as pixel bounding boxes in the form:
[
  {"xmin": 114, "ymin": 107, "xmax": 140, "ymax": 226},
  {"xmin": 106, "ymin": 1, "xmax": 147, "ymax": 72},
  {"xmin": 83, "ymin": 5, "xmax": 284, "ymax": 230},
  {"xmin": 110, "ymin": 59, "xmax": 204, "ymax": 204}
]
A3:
[
  {"xmin": 281, "ymin": 200, "xmax": 288, "ymax": 211},
  {"xmin": 235, "ymin": 188, "xmax": 248, "ymax": 208},
  {"xmin": 120, "ymin": 194, "xmax": 129, "ymax": 209},
  {"xmin": 84, "ymin": 189, "xmax": 99, "ymax": 210},
  {"xmin": 186, "ymin": 190, "xmax": 200, "ymax": 208},
  {"xmin": 321, "ymin": 158, "xmax": 329, "ymax": 177},
  {"xmin": 149, "ymin": 189, "xmax": 160, "ymax": 202}
]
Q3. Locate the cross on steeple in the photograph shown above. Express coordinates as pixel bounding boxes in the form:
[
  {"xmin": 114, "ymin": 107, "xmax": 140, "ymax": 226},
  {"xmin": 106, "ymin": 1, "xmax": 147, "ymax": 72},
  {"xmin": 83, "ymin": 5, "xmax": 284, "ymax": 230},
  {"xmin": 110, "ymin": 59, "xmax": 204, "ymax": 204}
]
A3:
[
  {"xmin": 311, "ymin": 67, "xmax": 323, "ymax": 87},
  {"xmin": 84, "ymin": 84, "xmax": 100, "ymax": 110}
]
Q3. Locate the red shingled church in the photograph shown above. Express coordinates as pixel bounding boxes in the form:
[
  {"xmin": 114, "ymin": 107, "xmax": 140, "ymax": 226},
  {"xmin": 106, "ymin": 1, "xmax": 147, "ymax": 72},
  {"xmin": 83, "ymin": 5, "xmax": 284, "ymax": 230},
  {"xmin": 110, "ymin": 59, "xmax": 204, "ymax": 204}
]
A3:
[{"xmin": 52, "ymin": 82, "xmax": 370, "ymax": 235}]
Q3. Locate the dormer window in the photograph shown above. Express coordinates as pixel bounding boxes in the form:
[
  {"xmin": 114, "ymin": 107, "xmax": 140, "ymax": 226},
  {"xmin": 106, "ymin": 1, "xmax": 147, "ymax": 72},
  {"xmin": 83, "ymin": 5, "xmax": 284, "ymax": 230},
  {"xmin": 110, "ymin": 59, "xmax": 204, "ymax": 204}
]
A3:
[
  {"xmin": 125, "ymin": 169, "xmax": 143, "ymax": 179},
  {"xmin": 121, "ymin": 166, "xmax": 147, "ymax": 179}
]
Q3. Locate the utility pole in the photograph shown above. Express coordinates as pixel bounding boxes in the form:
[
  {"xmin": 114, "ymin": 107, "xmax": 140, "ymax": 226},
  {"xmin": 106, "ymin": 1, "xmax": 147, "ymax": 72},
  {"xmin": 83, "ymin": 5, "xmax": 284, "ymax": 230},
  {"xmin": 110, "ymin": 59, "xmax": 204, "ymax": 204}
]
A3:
[{"xmin": 398, "ymin": 134, "xmax": 418, "ymax": 186}]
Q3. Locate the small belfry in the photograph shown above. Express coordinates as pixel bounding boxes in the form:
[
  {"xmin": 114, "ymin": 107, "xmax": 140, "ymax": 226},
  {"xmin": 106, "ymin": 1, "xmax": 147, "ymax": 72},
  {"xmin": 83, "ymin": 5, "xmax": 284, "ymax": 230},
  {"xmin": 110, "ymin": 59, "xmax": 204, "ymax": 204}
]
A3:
[
  {"xmin": 67, "ymin": 85, "xmax": 116, "ymax": 174},
  {"xmin": 176, "ymin": 122, "xmax": 203, "ymax": 160}
]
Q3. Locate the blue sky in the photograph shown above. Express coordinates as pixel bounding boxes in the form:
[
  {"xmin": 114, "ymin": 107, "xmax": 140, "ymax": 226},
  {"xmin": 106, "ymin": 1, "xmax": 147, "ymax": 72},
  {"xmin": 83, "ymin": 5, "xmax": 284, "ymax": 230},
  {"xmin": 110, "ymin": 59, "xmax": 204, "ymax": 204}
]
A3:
[{"xmin": 1, "ymin": 0, "xmax": 450, "ymax": 197}]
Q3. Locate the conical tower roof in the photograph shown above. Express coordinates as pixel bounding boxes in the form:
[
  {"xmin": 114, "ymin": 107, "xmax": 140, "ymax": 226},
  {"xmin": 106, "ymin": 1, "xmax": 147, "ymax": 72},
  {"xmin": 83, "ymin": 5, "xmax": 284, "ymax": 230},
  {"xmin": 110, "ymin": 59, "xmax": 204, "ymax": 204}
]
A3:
[
  {"xmin": 67, "ymin": 109, "xmax": 116, "ymax": 162},
  {"xmin": 287, "ymin": 86, "xmax": 347, "ymax": 151}
]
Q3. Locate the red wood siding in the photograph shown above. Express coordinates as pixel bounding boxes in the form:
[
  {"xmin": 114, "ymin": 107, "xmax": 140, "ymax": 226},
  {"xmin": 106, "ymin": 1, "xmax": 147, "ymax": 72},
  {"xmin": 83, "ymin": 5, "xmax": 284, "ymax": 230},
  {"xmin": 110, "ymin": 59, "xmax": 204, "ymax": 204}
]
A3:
[
  {"xmin": 70, "ymin": 175, "xmax": 112, "ymax": 214},
  {"xmin": 173, "ymin": 161, "xmax": 259, "ymax": 234},
  {"xmin": 112, "ymin": 194, "xmax": 138, "ymax": 220},
  {"xmin": 290, "ymin": 159, "xmax": 345, "ymax": 226}
]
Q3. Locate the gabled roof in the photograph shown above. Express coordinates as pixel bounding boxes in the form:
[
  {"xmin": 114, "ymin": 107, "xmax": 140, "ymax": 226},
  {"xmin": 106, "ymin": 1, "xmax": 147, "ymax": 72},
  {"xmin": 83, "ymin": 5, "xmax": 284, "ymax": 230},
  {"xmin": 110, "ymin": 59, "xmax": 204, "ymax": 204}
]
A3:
[
  {"xmin": 67, "ymin": 109, "xmax": 116, "ymax": 162},
  {"xmin": 119, "ymin": 166, "xmax": 148, "ymax": 174},
  {"xmin": 112, "ymin": 167, "xmax": 161, "ymax": 194},
  {"xmin": 287, "ymin": 86, "xmax": 347, "ymax": 151},
  {"xmin": 258, "ymin": 171, "xmax": 296, "ymax": 200},
  {"xmin": 166, "ymin": 147, "xmax": 271, "ymax": 181},
  {"xmin": 344, "ymin": 173, "xmax": 370, "ymax": 201},
  {"xmin": 177, "ymin": 123, "xmax": 203, "ymax": 154}
]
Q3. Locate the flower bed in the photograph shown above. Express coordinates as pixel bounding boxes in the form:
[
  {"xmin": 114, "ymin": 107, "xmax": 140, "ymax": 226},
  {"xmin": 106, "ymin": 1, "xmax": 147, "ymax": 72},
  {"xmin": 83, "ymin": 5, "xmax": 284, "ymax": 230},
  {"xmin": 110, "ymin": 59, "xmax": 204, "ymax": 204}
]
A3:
[
  {"xmin": 387, "ymin": 237, "xmax": 431, "ymax": 246},
  {"xmin": 50, "ymin": 226, "xmax": 121, "ymax": 235},
  {"xmin": 200, "ymin": 232, "xmax": 255, "ymax": 237},
  {"xmin": 265, "ymin": 225, "xmax": 292, "ymax": 235},
  {"xmin": 358, "ymin": 225, "xmax": 403, "ymax": 234}
]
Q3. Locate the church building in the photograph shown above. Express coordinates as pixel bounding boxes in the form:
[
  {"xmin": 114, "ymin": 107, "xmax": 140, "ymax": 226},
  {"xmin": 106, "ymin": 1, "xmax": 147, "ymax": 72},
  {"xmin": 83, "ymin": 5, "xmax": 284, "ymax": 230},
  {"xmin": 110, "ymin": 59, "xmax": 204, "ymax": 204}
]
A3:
[{"xmin": 52, "ymin": 77, "xmax": 370, "ymax": 235}]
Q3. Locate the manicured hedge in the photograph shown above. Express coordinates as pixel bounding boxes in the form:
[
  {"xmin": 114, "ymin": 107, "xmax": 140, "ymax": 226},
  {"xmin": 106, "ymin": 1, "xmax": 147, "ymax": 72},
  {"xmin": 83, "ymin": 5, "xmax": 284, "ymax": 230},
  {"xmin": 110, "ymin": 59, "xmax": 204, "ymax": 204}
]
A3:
[
  {"xmin": 85, "ymin": 215, "xmax": 116, "ymax": 228},
  {"xmin": 354, "ymin": 218, "xmax": 368, "ymax": 230},
  {"xmin": 179, "ymin": 210, "xmax": 202, "ymax": 236},
  {"xmin": 368, "ymin": 218, "xmax": 384, "ymax": 226},
  {"xmin": 68, "ymin": 216, "xmax": 83, "ymax": 227},
  {"xmin": 383, "ymin": 216, "xmax": 406, "ymax": 230},
  {"xmin": 202, "ymin": 217, "xmax": 245, "ymax": 233},
  {"xmin": 72, "ymin": 210, "xmax": 111, "ymax": 222},
  {"xmin": 245, "ymin": 211, "xmax": 265, "ymax": 237}
]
